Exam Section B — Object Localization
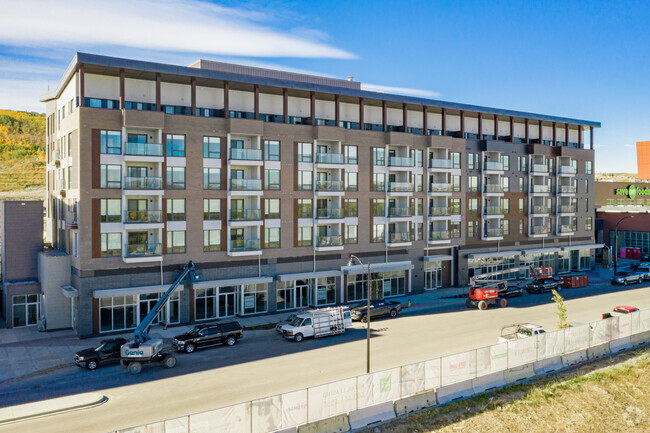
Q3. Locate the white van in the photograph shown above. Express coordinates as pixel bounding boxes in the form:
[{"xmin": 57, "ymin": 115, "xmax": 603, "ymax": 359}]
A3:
[{"xmin": 281, "ymin": 307, "xmax": 352, "ymax": 342}]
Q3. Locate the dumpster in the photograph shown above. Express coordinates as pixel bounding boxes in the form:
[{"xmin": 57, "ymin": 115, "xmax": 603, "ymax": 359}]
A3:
[{"xmin": 561, "ymin": 274, "xmax": 589, "ymax": 289}]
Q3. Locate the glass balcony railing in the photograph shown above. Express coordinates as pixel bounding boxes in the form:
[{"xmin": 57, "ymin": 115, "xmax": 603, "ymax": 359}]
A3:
[
  {"xmin": 123, "ymin": 176, "xmax": 163, "ymax": 190},
  {"xmin": 484, "ymin": 227, "xmax": 503, "ymax": 237},
  {"xmin": 230, "ymin": 178, "xmax": 262, "ymax": 191},
  {"xmin": 125, "ymin": 243, "xmax": 162, "ymax": 257},
  {"xmin": 316, "ymin": 208, "xmax": 343, "ymax": 219},
  {"xmin": 230, "ymin": 148, "xmax": 262, "ymax": 161},
  {"xmin": 388, "ymin": 156, "xmax": 414, "ymax": 167},
  {"xmin": 389, "ymin": 232, "xmax": 413, "ymax": 243},
  {"xmin": 560, "ymin": 205, "xmax": 577, "ymax": 213},
  {"xmin": 316, "ymin": 180, "xmax": 344, "ymax": 191},
  {"xmin": 52, "ymin": 149, "xmax": 60, "ymax": 163},
  {"xmin": 315, "ymin": 153, "xmax": 345, "ymax": 164},
  {"xmin": 558, "ymin": 165, "xmax": 577, "ymax": 174},
  {"xmin": 484, "ymin": 206, "xmax": 503, "ymax": 215},
  {"xmin": 429, "ymin": 230, "xmax": 450, "ymax": 241},
  {"xmin": 531, "ymin": 164, "xmax": 548, "ymax": 173},
  {"xmin": 429, "ymin": 206, "xmax": 451, "ymax": 216},
  {"xmin": 531, "ymin": 206, "xmax": 551, "ymax": 214},
  {"xmin": 230, "ymin": 239, "xmax": 261, "ymax": 251},
  {"xmin": 484, "ymin": 161, "xmax": 504, "ymax": 170},
  {"xmin": 558, "ymin": 185, "xmax": 577, "ymax": 193},
  {"xmin": 429, "ymin": 159, "xmax": 452, "ymax": 169},
  {"xmin": 531, "ymin": 184, "xmax": 550, "ymax": 193},
  {"xmin": 484, "ymin": 184, "xmax": 503, "ymax": 193},
  {"xmin": 66, "ymin": 211, "xmax": 78, "ymax": 225},
  {"xmin": 124, "ymin": 210, "xmax": 163, "ymax": 223},
  {"xmin": 388, "ymin": 207, "xmax": 414, "ymax": 217},
  {"xmin": 559, "ymin": 225, "xmax": 574, "ymax": 233},
  {"xmin": 230, "ymin": 209, "xmax": 262, "ymax": 221},
  {"xmin": 125, "ymin": 141, "xmax": 163, "ymax": 157},
  {"xmin": 388, "ymin": 182, "xmax": 414, "ymax": 192},
  {"xmin": 531, "ymin": 226, "xmax": 550, "ymax": 234},
  {"xmin": 429, "ymin": 183, "xmax": 453, "ymax": 192},
  {"xmin": 317, "ymin": 235, "xmax": 343, "ymax": 247}
]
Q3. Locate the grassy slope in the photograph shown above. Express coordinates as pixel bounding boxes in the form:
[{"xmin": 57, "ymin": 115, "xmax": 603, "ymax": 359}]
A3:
[{"xmin": 0, "ymin": 110, "xmax": 46, "ymax": 191}]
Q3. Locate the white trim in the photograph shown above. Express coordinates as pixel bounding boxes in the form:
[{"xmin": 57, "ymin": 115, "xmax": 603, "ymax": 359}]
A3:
[
  {"xmin": 277, "ymin": 270, "xmax": 342, "ymax": 282},
  {"xmin": 466, "ymin": 250, "xmax": 519, "ymax": 259},
  {"xmin": 192, "ymin": 276, "xmax": 273, "ymax": 289},
  {"xmin": 561, "ymin": 243, "xmax": 604, "ymax": 251},
  {"xmin": 341, "ymin": 261, "xmax": 414, "ymax": 275},
  {"xmin": 423, "ymin": 254, "xmax": 453, "ymax": 262},
  {"xmin": 93, "ymin": 284, "xmax": 176, "ymax": 299}
]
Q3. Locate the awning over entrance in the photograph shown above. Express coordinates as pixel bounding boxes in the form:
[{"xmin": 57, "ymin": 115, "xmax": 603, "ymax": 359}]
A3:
[
  {"xmin": 93, "ymin": 284, "xmax": 172, "ymax": 299},
  {"xmin": 60, "ymin": 285, "xmax": 78, "ymax": 298},
  {"xmin": 519, "ymin": 247, "xmax": 561, "ymax": 255},
  {"xmin": 466, "ymin": 250, "xmax": 519, "ymax": 259},
  {"xmin": 423, "ymin": 255, "xmax": 453, "ymax": 262},
  {"xmin": 341, "ymin": 261, "xmax": 414, "ymax": 276},
  {"xmin": 561, "ymin": 243, "xmax": 604, "ymax": 251},
  {"xmin": 192, "ymin": 276, "xmax": 273, "ymax": 290},
  {"xmin": 276, "ymin": 270, "xmax": 342, "ymax": 282}
]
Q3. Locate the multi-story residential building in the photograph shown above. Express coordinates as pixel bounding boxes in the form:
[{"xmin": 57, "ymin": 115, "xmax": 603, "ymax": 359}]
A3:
[{"xmin": 40, "ymin": 53, "xmax": 601, "ymax": 336}]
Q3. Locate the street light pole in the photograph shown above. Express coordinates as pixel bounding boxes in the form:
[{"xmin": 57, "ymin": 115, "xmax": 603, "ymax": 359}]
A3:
[
  {"xmin": 614, "ymin": 215, "xmax": 634, "ymax": 275},
  {"xmin": 347, "ymin": 254, "xmax": 371, "ymax": 374}
]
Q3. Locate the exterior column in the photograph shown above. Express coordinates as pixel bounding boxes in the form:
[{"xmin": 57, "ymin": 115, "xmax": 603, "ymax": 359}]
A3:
[
  {"xmin": 119, "ymin": 69, "xmax": 125, "ymax": 109},
  {"xmin": 525, "ymin": 118, "xmax": 529, "ymax": 143},
  {"xmin": 359, "ymin": 98, "xmax": 365, "ymax": 130},
  {"xmin": 382, "ymin": 101, "xmax": 387, "ymax": 132},
  {"xmin": 155, "ymin": 74, "xmax": 161, "ymax": 112},
  {"xmin": 423, "ymin": 106, "xmax": 428, "ymax": 134},
  {"xmin": 493, "ymin": 116, "xmax": 498, "ymax": 140},
  {"xmin": 477, "ymin": 113, "xmax": 483, "ymax": 140},
  {"xmin": 552, "ymin": 121, "xmax": 557, "ymax": 146},
  {"xmin": 590, "ymin": 126, "xmax": 594, "ymax": 149},
  {"xmin": 538, "ymin": 121, "xmax": 543, "ymax": 143},
  {"xmin": 402, "ymin": 104, "xmax": 408, "ymax": 132},
  {"xmin": 78, "ymin": 64, "xmax": 85, "ymax": 107},
  {"xmin": 310, "ymin": 92, "xmax": 315, "ymax": 125},
  {"xmin": 283, "ymin": 88, "xmax": 288, "ymax": 123},
  {"xmin": 254, "ymin": 85, "xmax": 259, "ymax": 120},
  {"xmin": 578, "ymin": 126, "xmax": 583, "ymax": 148},
  {"xmin": 460, "ymin": 110, "xmax": 465, "ymax": 138},
  {"xmin": 223, "ymin": 81, "xmax": 229, "ymax": 119},
  {"xmin": 509, "ymin": 116, "xmax": 514, "ymax": 142},
  {"xmin": 441, "ymin": 108, "xmax": 446, "ymax": 136},
  {"xmin": 335, "ymin": 94, "xmax": 340, "ymax": 126},
  {"xmin": 191, "ymin": 77, "xmax": 196, "ymax": 114},
  {"xmin": 565, "ymin": 123, "xmax": 569, "ymax": 146}
]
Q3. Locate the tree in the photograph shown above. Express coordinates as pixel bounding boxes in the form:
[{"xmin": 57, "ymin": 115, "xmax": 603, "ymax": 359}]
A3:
[{"xmin": 551, "ymin": 289, "xmax": 569, "ymax": 329}]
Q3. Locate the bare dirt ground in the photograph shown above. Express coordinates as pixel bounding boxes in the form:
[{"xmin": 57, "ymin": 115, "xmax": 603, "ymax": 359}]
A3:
[
  {"xmin": 362, "ymin": 347, "xmax": 650, "ymax": 433},
  {"xmin": 0, "ymin": 185, "xmax": 45, "ymax": 201}
]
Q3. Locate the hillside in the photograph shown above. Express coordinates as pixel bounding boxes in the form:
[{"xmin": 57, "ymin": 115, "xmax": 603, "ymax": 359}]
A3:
[{"xmin": 0, "ymin": 110, "xmax": 46, "ymax": 192}]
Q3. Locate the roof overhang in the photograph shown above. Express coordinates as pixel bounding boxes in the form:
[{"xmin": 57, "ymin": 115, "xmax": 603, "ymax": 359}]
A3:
[
  {"xmin": 192, "ymin": 276, "xmax": 273, "ymax": 290},
  {"xmin": 276, "ymin": 270, "xmax": 342, "ymax": 282},
  {"xmin": 423, "ymin": 255, "xmax": 453, "ymax": 262},
  {"xmin": 561, "ymin": 243, "xmax": 604, "ymax": 251},
  {"xmin": 341, "ymin": 261, "xmax": 414, "ymax": 275}
]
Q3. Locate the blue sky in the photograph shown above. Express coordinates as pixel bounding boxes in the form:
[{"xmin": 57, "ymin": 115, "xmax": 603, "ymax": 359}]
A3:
[{"xmin": 0, "ymin": 0, "xmax": 646, "ymax": 173}]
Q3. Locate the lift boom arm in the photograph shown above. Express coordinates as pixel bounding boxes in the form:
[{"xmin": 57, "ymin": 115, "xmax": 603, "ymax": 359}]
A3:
[
  {"xmin": 133, "ymin": 261, "xmax": 196, "ymax": 346},
  {"xmin": 469, "ymin": 265, "xmax": 534, "ymax": 287}
]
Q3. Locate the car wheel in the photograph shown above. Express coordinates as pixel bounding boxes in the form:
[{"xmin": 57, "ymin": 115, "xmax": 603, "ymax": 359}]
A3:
[
  {"xmin": 226, "ymin": 335, "xmax": 236, "ymax": 346},
  {"xmin": 478, "ymin": 301, "xmax": 488, "ymax": 310},
  {"xmin": 360, "ymin": 315, "xmax": 368, "ymax": 323},
  {"xmin": 389, "ymin": 309, "xmax": 398, "ymax": 318},
  {"xmin": 498, "ymin": 298, "xmax": 507, "ymax": 308},
  {"xmin": 86, "ymin": 359, "xmax": 99, "ymax": 371},
  {"xmin": 294, "ymin": 333, "xmax": 304, "ymax": 342},
  {"xmin": 185, "ymin": 343, "xmax": 196, "ymax": 354},
  {"xmin": 128, "ymin": 362, "xmax": 142, "ymax": 375},
  {"xmin": 163, "ymin": 355, "xmax": 177, "ymax": 368}
]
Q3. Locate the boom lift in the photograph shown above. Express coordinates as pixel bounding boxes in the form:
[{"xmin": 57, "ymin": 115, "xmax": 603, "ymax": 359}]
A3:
[
  {"xmin": 466, "ymin": 265, "xmax": 546, "ymax": 310},
  {"xmin": 120, "ymin": 261, "xmax": 199, "ymax": 374}
]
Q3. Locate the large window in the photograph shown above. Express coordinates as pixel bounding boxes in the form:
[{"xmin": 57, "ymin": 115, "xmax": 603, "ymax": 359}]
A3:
[
  {"xmin": 373, "ymin": 147, "xmax": 385, "ymax": 166},
  {"xmin": 195, "ymin": 288, "xmax": 217, "ymax": 320},
  {"xmin": 166, "ymin": 134, "xmax": 185, "ymax": 157},
  {"xmin": 100, "ymin": 130, "xmax": 121, "ymax": 154},
  {"xmin": 373, "ymin": 173, "xmax": 385, "ymax": 192},
  {"xmin": 204, "ymin": 199, "xmax": 221, "ymax": 220},
  {"xmin": 345, "ymin": 225, "xmax": 358, "ymax": 244},
  {"xmin": 166, "ymin": 199, "xmax": 186, "ymax": 221},
  {"xmin": 373, "ymin": 198, "xmax": 385, "ymax": 217},
  {"xmin": 450, "ymin": 152, "xmax": 461, "ymax": 169},
  {"xmin": 373, "ymin": 224, "xmax": 385, "ymax": 243},
  {"xmin": 12, "ymin": 295, "xmax": 40, "ymax": 327},
  {"xmin": 203, "ymin": 168, "xmax": 220, "ymax": 190},
  {"xmin": 100, "ymin": 199, "xmax": 121, "ymax": 222},
  {"xmin": 585, "ymin": 217, "xmax": 593, "ymax": 231},
  {"xmin": 297, "ymin": 199, "xmax": 312, "ymax": 218},
  {"xmin": 264, "ymin": 228, "xmax": 280, "ymax": 248},
  {"xmin": 243, "ymin": 283, "xmax": 267, "ymax": 314},
  {"xmin": 100, "ymin": 165, "xmax": 121, "ymax": 189},
  {"xmin": 264, "ymin": 199, "xmax": 280, "ymax": 219},
  {"xmin": 203, "ymin": 230, "xmax": 221, "ymax": 252},
  {"xmin": 297, "ymin": 227, "xmax": 312, "ymax": 246},
  {"xmin": 468, "ymin": 198, "xmax": 478, "ymax": 215},
  {"xmin": 344, "ymin": 145, "xmax": 358, "ymax": 164},
  {"xmin": 101, "ymin": 233, "xmax": 121, "ymax": 257},
  {"xmin": 345, "ymin": 172, "xmax": 358, "ymax": 191},
  {"xmin": 451, "ymin": 175, "xmax": 461, "ymax": 192},
  {"xmin": 344, "ymin": 198, "xmax": 357, "ymax": 217},
  {"xmin": 203, "ymin": 137, "xmax": 221, "ymax": 158},
  {"xmin": 264, "ymin": 140, "xmax": 280, "ymax": 161},
  {"xmin": 166, "ymin": 231, "xmax": 186, "ymax": 254},
  {"xmin": 100, "ymin": 296, "xmax": 137, "ymax": 332},
  {"xmin": 315, "ymin": 277, "xmax": 336, "ymax": 305},
  {"xmin": 264, "ymin": 169, "xmax": 281, "ymax": 190},
  {"xmin": 166, "ymin": 167, "xmax": 185, "ymax": 189},
  {"xmin": 468, "ymin": 176, "xmax": 478, "ymax": 192},
  {"xmin": 468, "ymin": 256, "xmax": 517, "ymax": 280},
  {"xmin": 298, "ymin": 142, "xmax": 312, "ymax": 162},
  {"xmin": 586, "ymin": 160, "xmax": 593, "ymax": 175},
  {"xmin": 298, "ymin": 171, "xmax": 312, "ymax": 190}
]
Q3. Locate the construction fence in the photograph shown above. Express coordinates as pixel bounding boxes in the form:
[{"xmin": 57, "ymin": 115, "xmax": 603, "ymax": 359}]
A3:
[{"xmin": 114, "ymin": 309, "xmax": 650, "ymax": 433}]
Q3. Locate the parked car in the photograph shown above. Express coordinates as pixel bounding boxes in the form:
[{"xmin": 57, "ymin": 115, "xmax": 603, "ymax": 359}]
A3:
[
  {"xmin": 631, "ymin": 264, "xmax": 650, "ymax": 280},
  {"xmin": 500, "ymin": 284, "xmax": 524, "ymax": 298},
  {"xmin": 525, "ymin": 278, "xmax": 563, "ymax": 294},
  {"xmin": 611, "ymin": 271, "xmax": 643, "ymax": 286},
  {"xmin": 172, "ymin": 321, "xmax": 243, "ymax": 353},
  {"xmin": 349, "ymin": 299, "xmax": 402, "ymax": 322},
  {"xmin": 602, "ymin": 305, "xmax": 639, "ymax": 319},
  {"xmin": 74, "ymin": 337, "xmax": 127, "ymax": 370}
]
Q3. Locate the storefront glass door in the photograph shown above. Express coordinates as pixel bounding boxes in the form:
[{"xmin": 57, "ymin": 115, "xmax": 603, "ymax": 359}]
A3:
[{"xmin": 218, "ymin": 287, "xmax": 236, "ymax": 317}]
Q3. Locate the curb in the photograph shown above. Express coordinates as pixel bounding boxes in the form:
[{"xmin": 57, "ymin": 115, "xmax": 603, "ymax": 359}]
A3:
[
  {"xmin": 0, "ymin": 392, "xmax": 108, "ymax": 425},
  {"xmin": 0, "ymin": 362, "xmax": 74, "ymax": 387}
]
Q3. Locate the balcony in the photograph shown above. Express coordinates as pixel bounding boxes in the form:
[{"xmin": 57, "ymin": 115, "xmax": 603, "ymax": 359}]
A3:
[
  {"xmin": 531, "ymin": 164, "xmax": 548, "ymax": 173},
  {"xmin": 559, "ymin": 204, "xmax": 577, "ymax": 213},
  {"xmin": 531, "ymin": 206, "xmax": 551, "ymax": 215},
  {"xmin": 530, "ymin": 226, "xmax": 550, "ymax": 235},
  {"xmin": 530, "ymin": 184, "xmax": 550, "ymax": 193},
  {"xmin": 124, "ymin": 243, "xmax": 162, "ymax": 258},
  {"xmin": 316, "ymin": 180, "xmax": 344, "ymax": 192},
  {"xmin": 484, "ymin": 206, "xmax": 504, "ymax": 216},
  {"xmin": 230, "ymin": 209, "xmax": 262, "ymax": 221},
  {"xmin": 230, "ymin": 178, "xmax": 262, "ymax": 191},
  {"xmin": 52, "ymin": 148, "xmax": 61, "ymax": 164},
  {"xmin": 429, "ymin": 159, "xmax": 452, "ymax": 169},
  {"xmin": 387, "ymin": 182, "xmax": 414, "ymax": 192},
  {"xmin": 429, "ymin": 230, "xmax": 450, "ymax": 241},
  {"xmin": 123, "ymin": 176, "xmax": 163, "ymax": 190},
  {"xmin": 484, "ymin": 161, "xmax": 504, "ymax": 171},
  {"xmin": 388, "ymin": 156, "xmax": 414, "ymax": 167},
  {"xmin": 315, "ymin": 153, "xmax": 344, "ymax": 164},
  {"xmin": 124, "ymin": 210, "xmax": 163, "ymax": 224},
  {"xmin": 317, "ymin": 235, "xmax": 343, "ymax": 247},
  {"xmin": 429, "ymin": 183, "xmax": 453, "ymax": 193},
  {"xmin": 316, "ymin": 208, "xmax": 343, "ymax": 219},
  {"xmin": 125, "ymin": 142, "xmax": 163, "ymax": 157},
  {"xmin": 558, "ymin": 225, "xmax": 574, "ymax": 234},
  {"xmin": 388, "ymin": 232, "xmax": 413, "ymax": 243},
  {"xmin": 558, "ymin": 185, "xmax": 577, "ymax": 194},
  {"xmin": 388, "ymin": 207, "xmax": 414, "ymax": 217},
  {"xmin": 484, "ymin": 227, "xmax": 503, "ymax": 238},
  {"xmin": 230, "ymin": 148, "xmax": 262, "ymax": 161},
  {"xmin": 558, "ymin": 166, "xmax": 577, "ymax": 174},
  {"xmin": 66, "ymin": 211, "xmax": 78, "ymax": 226},
  {"xmin": 230, "ymin": 239, "xmax": 261, "ymax": 251},
  {"xmin": 484, "ymin": 184, "xmax": 503, "ymax": 193},
  {"xmin": 429, "ymin": 206, "xmax": 451, "ymax": 216}
]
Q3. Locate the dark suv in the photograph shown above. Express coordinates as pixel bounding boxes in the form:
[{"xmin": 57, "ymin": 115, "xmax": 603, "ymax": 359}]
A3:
[
  {"xmin": 74, "ymin": 337, "xmax": 127, "ymax": 370},
  {"xmin": 172, "ymin": 321, "xmax": 243, "ymax": 353},
  {"xmin": 525, "ymin": 278, "xmax": 563, "ymax": 294},
  {"xmin": 349, "ymin": 299, "xmax": 402, "ymax": 323}
]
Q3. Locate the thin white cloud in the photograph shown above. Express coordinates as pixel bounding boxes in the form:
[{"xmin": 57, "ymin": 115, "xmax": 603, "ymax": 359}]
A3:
[
  {"xmin": 0, "ymin": 78, "xmax": 48, "ymax": 112},
  {"xmin": 0, "ymin": 0, "xmax": 355, "ymax": 59},
  {"xmin": 361, "ymin": 83, "xmax": 442, "ymax": 99},
  {"xmin": 624, "ymin": 143, "xmax": 634, "ymax": 147}
]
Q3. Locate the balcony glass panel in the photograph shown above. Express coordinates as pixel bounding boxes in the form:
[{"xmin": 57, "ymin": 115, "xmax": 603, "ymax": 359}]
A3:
[
  {"xmin": 316, "ymin": 208, "xmax": 343, "ymax": 219},
  {"xmin": 388, "ymin": 182, "xmax": 414, "ymax": 192},
  {"xmin": 316, "ymin": 180, "xmax": 344, "ymax": 191},
  {"xmin": 559, "ymin": 185, "xmax": 577, "ymax": 193},
  {"xmin": 531, "ymin": 206, "xmax": 551, "ymax": 214},
  {"xmin": 230, "ymin": 178, "xmax": 262, "ymax": 191},
  {"xmin": 317, "ymin": 235, "xmax": 343, "ymax": 247},
  {"xmin": 389, "ymin": 232, "xmax": 413, "ymax": 242},
  {"xmin": 125, "ymin": 142, "xmax": 163, "ymax": 157},
  {"xmin": 125, "ymin": 243, "xmax": 161, "ymax": 257},
  {"xmin": 124, "ymin": 210, "xmax": 163, "ymax": 223},
  {"xmin": 429, "ymin": 183, "xmax": 452, "ymax": 192},
  {"xmin": 484, "ymin": 206, "xmax": 503, "ymax": 215},
  {"xmin": 531, "ymin": 164, "xmax": 548, "ymax": 173},
  {"xmin": 484, "ymin": 161, "xmax": 504, "ymax": 170},
  {"xmin": 559, "ymin": 225, "xmax": 574, "ymax": 233},
  {"xmin": 560, "ymin": 205, "xmax": 577, "ymax": 213},
  {"xmin": 531, "ymin": 226, "xmax": 549, "ymax": 234},
  {"xmin": 315, "ymin": 153, "xmax": 345, "ymax": 164},
  {"xmin": 558, "ymin": 165, "xmax": 577, "ymax": 174},
  {"xmin": 123, "ymin": 176, "xmax": 162, "ymax": 190},
  {"xmin": 230, "ymin": 148, "xmax": 262, "ymax": 161},
  {"xmin": 388, "ymin": 156, "xmax": 414, "ymax": 167},
  {"xmin": 388, "ymin": 207, "xmax": 413, "ymax": 217},
  {"xmin": 429, "ymin": 159, "xmax": 452, "ymax": 169},
  {"xmin": 429, "ymin": 206, "xmax": 450, "ymax": 216},
  {"xmin": 231, "ymin": 239, "xmax": 261, "ymax": 251},
  {"xmin": 429, "ymin": 230, "xmax": 450, "ymax": 241},
  {"xmin": 484, "ymin": 184, "xmax": 503, "ymax": 193},
  {"xmin": 531, "ymin": 185, "xmax": 550, "ymax": 193},
  {"xmin": 484, "ymin": 228, "xmax": 503, "ymax": 237}
]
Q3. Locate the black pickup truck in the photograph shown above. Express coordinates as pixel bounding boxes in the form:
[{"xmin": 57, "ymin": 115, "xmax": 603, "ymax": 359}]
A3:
[
  {"xmin": 525, "ymin": 277, "xmax": 563, "ymax": 294},
  {"xmin": 75, "ymin": 337, "xmax": 127, "ymax": 370},
  {"xmin": 172, "ymin": 321, "xmax": 243, "ymax": 353}
]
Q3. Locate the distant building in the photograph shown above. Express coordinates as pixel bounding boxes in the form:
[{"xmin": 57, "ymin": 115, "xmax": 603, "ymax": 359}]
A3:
[{"xmin": 637, "ymin": 141, "xmax": 650, "ymax": 180}]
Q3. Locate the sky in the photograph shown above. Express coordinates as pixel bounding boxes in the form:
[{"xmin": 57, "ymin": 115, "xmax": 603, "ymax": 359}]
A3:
[{"xmin": 0, "ymin": 0, "xmax": 647, "ymax": 173}]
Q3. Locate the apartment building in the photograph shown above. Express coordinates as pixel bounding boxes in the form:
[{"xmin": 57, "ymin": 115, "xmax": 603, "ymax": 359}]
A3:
[{"xmin": 41, "ymin": 53, "xmax": 601, "ymax": 336}]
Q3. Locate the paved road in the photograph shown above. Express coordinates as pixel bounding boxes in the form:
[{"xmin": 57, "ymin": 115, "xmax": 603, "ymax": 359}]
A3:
[{"xmin": 2, "ymin": 280, "xmax": 649, "ymax": 433}]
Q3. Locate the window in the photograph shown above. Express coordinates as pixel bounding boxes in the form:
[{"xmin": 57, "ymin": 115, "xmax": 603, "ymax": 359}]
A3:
[
  {"xmin": 264, "ymin": 199, "xmax": 280, "ymax": 219},
  {"xmin": 617, "ymin": 198, "xmax": 625, "ymax": 206},
  {"xmin": 204, "ymin": 199, "xmax": 221, "ymax": 220},
  {"xmin": 100, "ymin": 130, "xmax": 121, "ymax": 154},
  {"xmin": 584, "ymin": 179, "xmax": 588, "ymax": 194},
  {"xmin": 373, "ymin": 198, "xmax": 385, "ymax": 217},
  {"xmin": 166, "ymin": 199, "xmax": 186, "ymax": 221},
  {"xmin": 501, "ymin": 155, "xmax": 510, "ymax": 171},
  {"xmin": 373, "ymin": 224, "xmax": 385, "ymax": 242},
  {"xmin": 297, "ymin": 227, "xmax": 312, "ymax": 246},
  {"xmin": 298, "ymin": 142, "xmax": 312, "ymax": 162},
  {"xmin": 415, "ymin": 174, "xmax": 423, "ymax": 192},
  {"xmin": 99, "ymin": 295, "xmax": 137, "ymax": 332},
  {"xmin": 101, "ymin": 233, "xmax": 122, "ymax": 257},
  {"xmin": 468, "ymin": 176, "xmax": 478, "ymax": 192},
  {"xmin": 519, "ymin": 219, "xmax": 524, "ymax": 234},
  {"xmin": 297, "ymin": 199, "xmax": 312, "ymax": 218},
  {"xmin": 373, "ymin": 147, "xmax": 385, "ymax": 166},
  {"xmin": 467, "ymin": 221, "xmax": 475, "ymax": 238},
  {"xmin": 605, "ymin": 199, "xmax": 614, "ymax": 206},
  {"xmin": 166, "ymin": 134, "xmax": 185, "ymax": 157},
  {"xmin": 414, "ymin": 149, "xmax": 423, "ymax": 167},
  {"xmin": 586, "ymin": 160, "xmax": 593, "ymax": 175},
  {"xmin": 298, "ymin": 171, "xmax": 312, "ymax": 190},
  {"xmin": 450, "ymin": 198, "xmax": 461, "ymax": 215},
  {"xmin": 450, "ymin": 152, "xmax": 461, "ymax": 169},
  {"xmin": 467, "ymin": 153, "xmax": 475, "ymax": 170},
  {"xmin": 585, "ymin": 217, "xmax": 593, "ymax": 231},
  {"xmin": 345, "ymin": 172, "xmax": 358, "ymax": 191},
  {"xmin": 344, "ymin": 145, "xmax": 358, "ymax": 164},
  {"xmin": 502, "ymin": 198, "xmax": 510, "ymax": 214},
  {"xmin": 100, "ymin": 165, "xmax": 121, "ymax": 189},
  {"xmin": 517, "ymin": 156, "xmax": 527, "ymax": 172},
  {"xmin": 167, "ymin": 167, "xmax": 185, "ymax": 189},
  {"xmin": 344, "ymin": 198, "xmax": 357, "ymax": 217},
  {"xmin": 166, "ymin": 231, "xmax": 186, "ymax": 254},
  {"xmin": 415, "ymin": 198, "xmax": 423, "ymax": 216},
  {"xmin": 519, "ymin": 177, "xmax": 525, "ymax": 192},
  {"xmin": 264, "ymin": 228, "xmax": 280, "ymax": 248},
  {"xmin": 100, "ymin": 199, "xmax": 121, "ymax": 222},
  {"xmin": 242, "ymin": 283, "xmax": 268, "ymax": 314},
  {"xmin": 519, "ymin": 198, "xmax": 524, "ymax": 213},
  {"xmin": 203, "ymin": 168, "xmax": 220, "ymax": 190},
  {"xmin": 451, "ymin": 175, "xmax": 461, "ymax": 192},
  {"xmin": 450, "ymin": 221, "xmax": 461, "ymax": 238},
  {"xmin": 502, "ymin": 219, "xmax": 510, "ymax": 236},
  {"xmin": 203, "ymin": 230, "xmax": 221, "ymax": 251},
  {"xmin": 469, "ymin": 198, "xmax": 478, "ymax": 215},
  {"xmin": 203, "ymin": 137, "xmax": 221, "ymax": 158},
  {"xmin": 548, "ymin": 158, "xmax": 554, "ymax": 173},
  {"xmin": 501, "ymin": 177, "xmax": 510, "ymax": 192},
  {"xmin": 264, "ymin": 140, "xmax": 280, "ymax": 161},
  {"xmin": 345, "ymin": 225, "xmax": 358, "ymax": 244},
  {"xmin": 264, "ymin": 169, "xmax": 281, "ymax": 190},
  {"xmin": 373, "ymin": 173, "xmax": 385, "ymax": 192}
]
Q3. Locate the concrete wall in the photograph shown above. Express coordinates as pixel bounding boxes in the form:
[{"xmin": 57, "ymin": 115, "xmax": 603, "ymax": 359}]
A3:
[
  {"xmin": 38, "ymin": 250, "xmax": 72, "ymax": 331},
  {"xmin": 1, "ymin": 201, "xmax": 43, "ymax": 282}
]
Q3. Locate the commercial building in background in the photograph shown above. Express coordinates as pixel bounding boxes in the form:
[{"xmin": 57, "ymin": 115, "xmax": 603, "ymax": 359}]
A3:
[
  {"xmin": 39, "ymin": 53, "xmax": 601, "ymax": 336},
  {"xmin": 595, "ymin": 180, "xmax": 650, "ymax": 257},
  {"xmin": 637, "ymin": 141, "xmax": 650, "ymax": 180}
]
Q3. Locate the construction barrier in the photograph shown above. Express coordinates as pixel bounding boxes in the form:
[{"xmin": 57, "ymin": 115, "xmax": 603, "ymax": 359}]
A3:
[
  {"xmin": 393, "ymin": 389, "xmax": 437, "ymax": 415},
  {"xmin": 533, "ymin": 356, "xmax": 564, "ymax": 375},
  {"xmin": 471, "ymin": 371, "xmax": 507, "ymax": 394},
  {"xmin": 503, "ymin": 363, "xmax": 536, "ymax": 384},
  {"xmin": 348, "ymin": 401, "xmax": 396, "ymax": 429},
  {"xmin": 297, "ymin": 414, "xmax": 349, "ymax": 433},
  {"xmin": 561, "ymin": 350, "xmax": 588, "ymax": 367},
  {"xmin": 436, "ymin": 379, "xmax": 475, "ymax": 404},
  {"xmin": 357, "ymin": 368, "xmax": 401, "ymax": 409},
  {"xmin": 609, "ymin": 337, "xmax": 632, "ymax": 353},
  {"xmin": 587, "ymin": 342, "xmax": 611, "ymax": 360},
  {"xmin": 631, "ymin": 331, "xmax": 650, "ymax": 347}
]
